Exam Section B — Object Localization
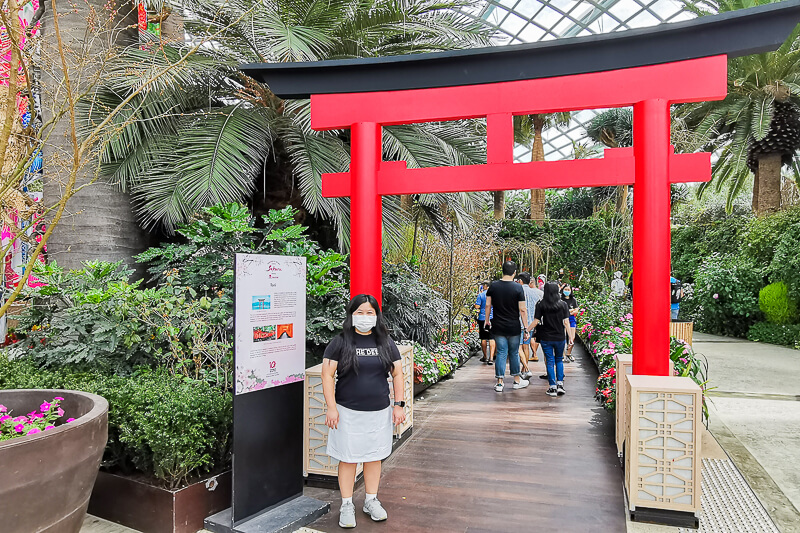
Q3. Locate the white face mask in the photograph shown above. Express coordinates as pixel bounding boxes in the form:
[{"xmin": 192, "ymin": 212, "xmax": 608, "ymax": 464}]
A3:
[{"xmin": 352, "ymin": 314, "xmax": 377, "ymax": 333}]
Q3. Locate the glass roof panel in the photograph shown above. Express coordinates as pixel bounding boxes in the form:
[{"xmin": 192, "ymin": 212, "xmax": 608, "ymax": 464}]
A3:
[{"xmin": 465, "ymin": 0, "xmax": 696, "ymax": 160}]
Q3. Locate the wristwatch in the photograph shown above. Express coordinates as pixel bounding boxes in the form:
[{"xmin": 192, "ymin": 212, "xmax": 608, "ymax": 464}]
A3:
[{"xmin": 394, "ymin": 401, "xmax": 406, "ymax": 408}]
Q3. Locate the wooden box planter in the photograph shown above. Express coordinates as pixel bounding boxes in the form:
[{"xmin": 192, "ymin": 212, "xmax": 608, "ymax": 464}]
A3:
[
  {"xmin": 87, "ymin": 470, "xmax": 231, "ymax": 533},
  {"xmin": 0, "ymin": 389, "xmax": 108, "ymax": 533},
  {"xmin": 303, "ymin": 345, "xmax": 413, "ymax": 480},
  {"xmin": 670, "ymin": 321, "xmax": 694, "ymax": 346}
]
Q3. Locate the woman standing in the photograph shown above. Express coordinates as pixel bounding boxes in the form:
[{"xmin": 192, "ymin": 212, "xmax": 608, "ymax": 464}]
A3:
[
  {"xmin": 561, "ymin": 283, "xmax": 579, "ymax": 362},
  {"xmin": 527, "ymin": 282, "xmax": 570, "ymax": 397},
  {"xmin": 322, "ymin": 294, "xmax": 407, "ymax": 529}
]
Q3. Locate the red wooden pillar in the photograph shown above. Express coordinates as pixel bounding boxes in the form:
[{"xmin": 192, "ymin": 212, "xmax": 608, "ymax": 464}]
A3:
[
  {"xmin": 349, "ymin": 122, "xmax": 383, "ymax": 306},
  {"xmin": 632, "ymin": 99, "xmax": 671, "ymax": 376}
]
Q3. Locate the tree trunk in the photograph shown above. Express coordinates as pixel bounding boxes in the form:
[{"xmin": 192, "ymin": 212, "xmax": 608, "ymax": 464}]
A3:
[
  {"xmin": 616, "ymin": 185, "xmax": 629, "ymax": 213},
  {"xmin": 529, "ymin": 116, "xmax": 546, "ymax": 224},
  {"xmin": 400, "ymin": 194, "xmax": 413, "ymax": 213},
  {"xmin": 493, "ymin": 191, "xmax": 505, "ymax": 219},
  {"xmin": 752, "ymin": 162, "xmax": 761, "ymax": 213},
  {"xmin": 755, "ymin": 153, "xmax": 782, "ymax": 216},
  {"xmin": 42, "ymin": 2, "xmax": 156, "ymax": 279}
]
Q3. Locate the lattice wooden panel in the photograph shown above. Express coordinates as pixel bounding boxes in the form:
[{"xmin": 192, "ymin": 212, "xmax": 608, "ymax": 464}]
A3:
[
  {"xmin": 625, "ymin": 375, "xmax": 702, "ymax": 515},
  {"xmin": 615, "ymin": 353, "xmax": 633, "ymax": 456},
  {"xmin": 670, "ymin": 321, "xmax": 694, "ymax": 346}
]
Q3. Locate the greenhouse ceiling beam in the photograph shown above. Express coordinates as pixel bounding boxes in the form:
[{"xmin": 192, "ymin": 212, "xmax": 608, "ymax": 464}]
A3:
[{"xmin": 240, "ymin": 0, "xmax": 800, "ymax": 98}]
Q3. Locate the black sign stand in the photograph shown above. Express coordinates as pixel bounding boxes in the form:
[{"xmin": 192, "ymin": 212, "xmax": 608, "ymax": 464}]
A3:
[{"xmin": 205, "ymin": 255, "xmax": 329, "ymax": 533}]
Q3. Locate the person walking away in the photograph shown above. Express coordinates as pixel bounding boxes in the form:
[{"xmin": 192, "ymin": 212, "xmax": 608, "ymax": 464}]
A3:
[
  {"xmin": 474, "ymin": 281, "xmax": 495, "ymax": 364},
  {"xmin": 527, "ymin": 282, "xmax": 570, "ymax": 397},
  {"xmin": 670, "ymin": 274, "xmax": 684, "ymax": 321},
  {"xmin": 513, "ymin": 274, "xmax": 533, "ymax": 379},
  {"xmin": 517, "ymin": 272, "xmax": 541, "ymax": 376},
  {"xmin": 561, "ymin": 283, "xmax": 579, "ymax": 362},
  {"xmin": 322, "ymin": 294, "xmax": 407, "ymax": 528},
  {"xmin": 485, "ymin": 261, "xmax": 530, "ymax": 392},
  {"xmin": 528, "ymin": 275, "xmax": 544, "ymax": 362}
]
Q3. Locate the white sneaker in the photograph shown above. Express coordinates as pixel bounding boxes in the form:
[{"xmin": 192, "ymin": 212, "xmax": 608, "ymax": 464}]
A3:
[
  {"xmin": 521, "ymin": 371, "xmax": 533, "ymax": 380},
  {"xmin": 339, "ymin": 501, "xmax": 356, "ymax": 528},
  {"xmin": 513, "ymin": 379, "xmax": 529, "ymax": 389},
  {"xmin": 494, "ymin": 382, "xmax": 504, "ymax": 392},
  {"xmin": 363, "ymin": 498, "xmax": 388, "ymax": 521}
]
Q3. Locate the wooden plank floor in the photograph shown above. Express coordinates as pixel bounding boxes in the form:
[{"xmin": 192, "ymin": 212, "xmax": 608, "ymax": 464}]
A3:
[{"xmin": 305, "ymin": 342, "xmax": 626, "ymax": 533}]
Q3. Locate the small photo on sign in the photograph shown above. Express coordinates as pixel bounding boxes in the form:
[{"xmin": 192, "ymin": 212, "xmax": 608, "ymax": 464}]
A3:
[
  {"xmin": 253, "ymin": 325, "xmax": 276, "ymax": 342},
  {"xmin": 252, "ymin": 295, "xmax": 271, "ymax": 310},
  {"xmin": 277, "ymin": 324, "xmax": 293, "ymax": 339}
]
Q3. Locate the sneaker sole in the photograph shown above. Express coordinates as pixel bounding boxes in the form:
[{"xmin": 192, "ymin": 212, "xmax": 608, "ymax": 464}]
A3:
[
  {"xmin": 546, "ymin": 391, "xmax": 558, "ymax": 397},
  {"xmin": 557, "ymin": 390, "xmax": 566, "ymax": 396},
  {"xmin": 339, "ymin": 521, "xmax": 356, "ymax": 528},
  {"xmin": 364, "ymin": 511, "xmax": 387, "ymax": 522}
]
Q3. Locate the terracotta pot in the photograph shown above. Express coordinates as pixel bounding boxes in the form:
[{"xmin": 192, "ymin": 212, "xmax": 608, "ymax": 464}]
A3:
[{"xmin": 0, "ymin": 389, "xmax": 108, "ymax": 533}]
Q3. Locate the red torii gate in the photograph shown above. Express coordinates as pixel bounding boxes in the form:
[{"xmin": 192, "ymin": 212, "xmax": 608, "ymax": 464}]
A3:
[{"xmin": 311, "ymin": 56, "xmax": 727, "ymax": 377}]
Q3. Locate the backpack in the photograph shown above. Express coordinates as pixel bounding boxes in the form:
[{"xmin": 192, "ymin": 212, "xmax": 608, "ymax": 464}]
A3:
[{"xmin": 670, "ymin": 280, "xmax": 683, "ymax": 304}]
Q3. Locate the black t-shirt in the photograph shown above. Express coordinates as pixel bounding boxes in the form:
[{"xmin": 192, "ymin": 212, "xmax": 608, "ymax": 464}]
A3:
[
  {"xmin": 486, "ymin": 280, "xmax": 524, "ymax": 336},
  {"xmin": 533, "ymin": 300, "xmax": 570, "ymax": 341},
  {"xmin": 562, "ymin": 296, "xmax": 579, "ymax": 315},
  {"xmin": 323, "ymin": 333, "xmax": 401, "ymax": 412}
]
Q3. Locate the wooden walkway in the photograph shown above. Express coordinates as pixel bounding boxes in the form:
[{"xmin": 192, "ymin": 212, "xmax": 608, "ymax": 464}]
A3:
[{"xmin": 305, "ymin": 343, "xmax": 626, "ymax": 532}]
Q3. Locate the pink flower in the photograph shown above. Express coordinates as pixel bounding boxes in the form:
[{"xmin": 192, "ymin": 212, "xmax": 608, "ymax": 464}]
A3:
[
  {"xmin": 713, "ymin": 293, "xmax": 719, "ymax": 299},
  {"xmin": 27, "ymin": 428, "xmax": 41, "ymax": 435},
  {"xmin": 609, "ymin": 342, "xmax": 616, "ymax": 349},
  {"xmin": 66, "ymin": 418, "xmax": 76, "ymax": 423},
  {"xmin": 13, "ymin": 416, "xmax": 26, "ymax": 423},
  {"xmin": 0, "ymin": 415, "xmax": 10, "ymax": 423},
  {"xmin": 40, "ymin": 402, "xmax": 51, "ymax": 413},
  {"xmin": 44, "ymin": 425, "xmax": 55, "ymax": 430},
  {"xmin": 0, "ymin": 404, "xmax": 6, "ymax": 413},
  {"xmin": 14, "ymin": 424, "xmax": 25, "ymax": 433},
  {"xmin": 56, "ymin": 408, "xmax": 64, "ymax": 417},
  {"xmin": 54, "ymin": 397, "xmax": 64, "ymax": 401},
  {"xmin": 626, "ymin": 313, "xmax": 633, "ymax": 319}
]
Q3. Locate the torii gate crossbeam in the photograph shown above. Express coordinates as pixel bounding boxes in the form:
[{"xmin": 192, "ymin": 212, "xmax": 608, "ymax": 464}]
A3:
[{"xmin": 311, "ymin": 56, "xmax": 727, "ymax": 377}]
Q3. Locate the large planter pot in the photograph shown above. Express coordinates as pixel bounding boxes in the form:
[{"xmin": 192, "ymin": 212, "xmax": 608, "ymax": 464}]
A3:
[
  {"xmin": 0, "ymin": 389, "xmax": 108, "ymax": 533},
  {"xmin": 88, "ymin": 470, "xmax": 232, "ymax": 533}
]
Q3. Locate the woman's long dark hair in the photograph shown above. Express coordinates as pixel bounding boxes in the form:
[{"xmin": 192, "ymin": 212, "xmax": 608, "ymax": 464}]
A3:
[
  {"xmin": 336, "ymin": 294, "xmax": 394, "ymax": 376},
  {"xmin": 561, "ymin": 283, "xmax": 576, "ymax": 302},
  {"xmin": 540, "ymin": 281, "xmax": 563, "ymax": 312}
]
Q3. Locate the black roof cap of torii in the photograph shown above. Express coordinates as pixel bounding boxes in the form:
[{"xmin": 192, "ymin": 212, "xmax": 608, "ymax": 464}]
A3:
[{"xmin": 240, "ymin": 0, "xmax": 800, "ymax": 99}]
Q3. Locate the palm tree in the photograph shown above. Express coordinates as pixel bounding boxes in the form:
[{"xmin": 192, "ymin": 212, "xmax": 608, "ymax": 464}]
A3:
[
  {"xmin": 81, "ymin": 0, "xmax": 495, "ymax": 247},
  {"xmin": 680, "ymin": 0, "xmax": 800, "ymax": 215},
  {"xmin": 514, "ymin": 113, "xmax": 571, "ymax": 222}
]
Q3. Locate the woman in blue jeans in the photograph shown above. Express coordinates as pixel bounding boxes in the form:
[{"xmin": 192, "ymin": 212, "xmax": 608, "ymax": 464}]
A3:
[{"xmin": 527, "ymin": 282, "xmax": 570, "ymax": 397}]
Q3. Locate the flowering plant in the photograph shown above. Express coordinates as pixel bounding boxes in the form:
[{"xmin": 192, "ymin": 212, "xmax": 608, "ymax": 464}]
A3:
[{"xmin": 0, "ymin": 397, "xmax": 75, "ymax": 441}]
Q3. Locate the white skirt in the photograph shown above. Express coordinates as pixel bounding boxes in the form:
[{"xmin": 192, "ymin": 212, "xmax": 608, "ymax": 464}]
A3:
[{"xmin": 326, "ymin": 404, "xmax": 393, "ymax": 463}]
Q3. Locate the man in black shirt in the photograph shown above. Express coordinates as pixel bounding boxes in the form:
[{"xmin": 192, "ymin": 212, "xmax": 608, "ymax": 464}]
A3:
[{"xmin": 485, "ymin": 261, "xmax": 530, "ymax": 392}]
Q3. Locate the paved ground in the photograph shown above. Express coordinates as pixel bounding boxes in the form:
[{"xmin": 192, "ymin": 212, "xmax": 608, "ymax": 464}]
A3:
[
  {"xmin": 304, "ymin": 343, "xmax": 627, "ymax": 532},
  {"xmin": 693, "ymin": 332, "xmax": 800, "ymax": 533}
]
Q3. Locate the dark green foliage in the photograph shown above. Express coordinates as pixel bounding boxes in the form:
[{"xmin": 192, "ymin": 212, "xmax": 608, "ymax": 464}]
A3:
[
  {"xmin": 759, "ymin": 282, "xmax": 798, "ymax": 324},
  {"xmin": 747, "ymin": 321, "xmax": 800, "ymax": 348},
  {"xmin": 498, "ymin": 217, "xmax": 628, "ymax": 273},
  {"xmin": 0, "ymin": 356, "xmax": 232, "ymax": 489},
  {"xmin": 136, "ymin": 204, "xmax": 349, "ymax": 364},
  {"xmin": 671, "ymin": 214, "xmax": 748, "ymax": 283},
  {"xmin": 382, "ymin": 263, "xmax": 449, "ymax": 351},
  {"xmin": 10, "ymin": 262, "xmax": 159, "ymax": 373},
  {"xmin": 768, "ymin": 222, "xmax": 800, "ymax": 300},
  {"xmin": 547, "ymin": 188, "xmax": 596, "ymax": 219},
  {"xmin": 691, "ymin": 253, "xmax": 762, "ymax": 337},
  {"xmin": 742, "ymin": 207, "xmax": 800, "ymax": 269}
]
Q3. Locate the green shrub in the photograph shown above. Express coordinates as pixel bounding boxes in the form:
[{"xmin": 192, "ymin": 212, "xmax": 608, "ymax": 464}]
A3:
[
  {"xmin": 769, "ymin": 223, "xmax": 800, "ymax": 301},
  {"xmin": 0, "ymin": 356, "xmax": 232, "ymax": 489},
  {"xmin": 742, "ymin": 207, "xmax": 800, "ymax": 269},
  {"xmin": 382, "ymin": 263, "xmax": 449, "ymax": 351},
  {"xmin": 747, "ymin": 322, "xmax": 800, "ymax": 347},
  {"xmin": 759, "ymin": 282, "xmax": 798, "ymax": 325},
  {"xmin": 671, "ymin": 216, "xmax": 746, "ymax": 283},
  {"xmin": 691, "ymin": 253, "xmax": 762, "ymax": 337},
  {"xmin": 136, "ymin": 204, "xmax": 348, "ymax": 366}
]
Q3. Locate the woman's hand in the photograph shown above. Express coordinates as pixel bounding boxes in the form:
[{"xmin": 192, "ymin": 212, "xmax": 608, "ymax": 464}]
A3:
[
  {"xmin": 393, "ymin": 405, "xmax": 406, "ymax": 426},
  {"xmin": 325, "ymin": 406, "xmax": 339, "ymax": 430}
]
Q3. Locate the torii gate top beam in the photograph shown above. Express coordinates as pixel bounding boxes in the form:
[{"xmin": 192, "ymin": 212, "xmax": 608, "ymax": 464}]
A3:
[{"xmin": 240, "ymin": 0, "xmax": 800, "ymax": 99}]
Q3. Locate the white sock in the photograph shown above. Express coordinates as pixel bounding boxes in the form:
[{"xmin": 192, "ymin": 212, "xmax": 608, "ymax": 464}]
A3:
[
  {"xmin": 342, "ymin": 497, "xmax": 353, "ymax": 506},
  {"xmin": 365, "ymin": 493, "xmax": 377, "ymax": 502}
]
